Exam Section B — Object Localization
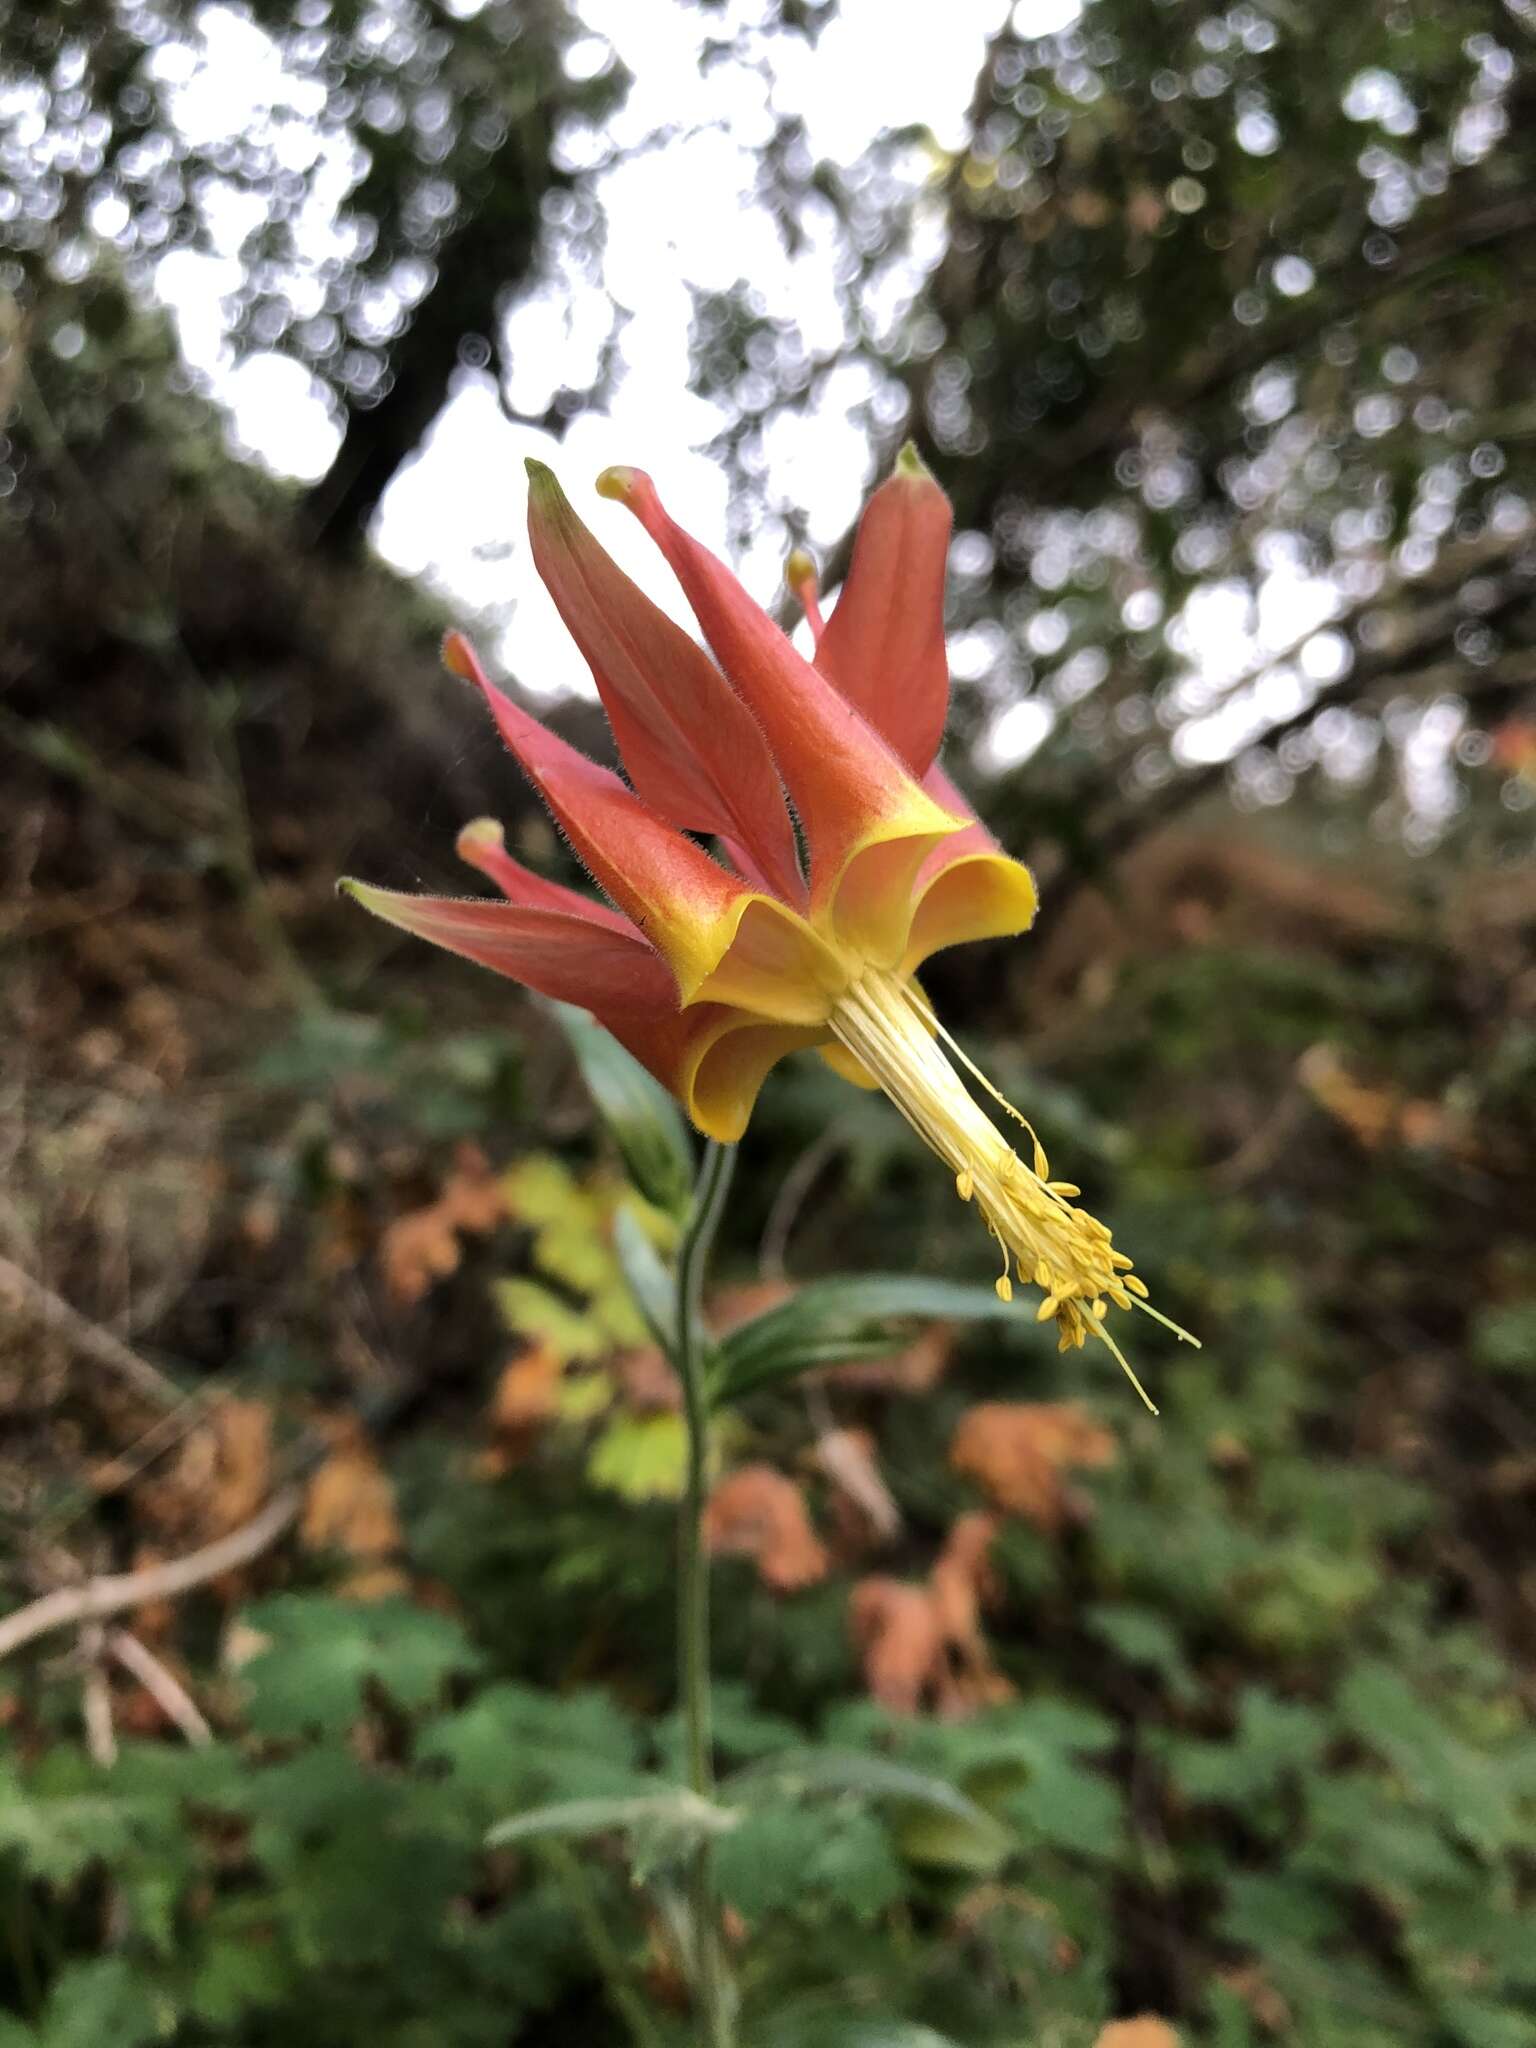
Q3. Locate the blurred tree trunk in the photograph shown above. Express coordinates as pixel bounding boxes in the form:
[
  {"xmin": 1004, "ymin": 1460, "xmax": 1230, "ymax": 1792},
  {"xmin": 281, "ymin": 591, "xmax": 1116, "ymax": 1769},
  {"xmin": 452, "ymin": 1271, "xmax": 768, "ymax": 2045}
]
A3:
[{"xmin": 298, "ymin": 133, "xmax": 543, "ymax": 554}]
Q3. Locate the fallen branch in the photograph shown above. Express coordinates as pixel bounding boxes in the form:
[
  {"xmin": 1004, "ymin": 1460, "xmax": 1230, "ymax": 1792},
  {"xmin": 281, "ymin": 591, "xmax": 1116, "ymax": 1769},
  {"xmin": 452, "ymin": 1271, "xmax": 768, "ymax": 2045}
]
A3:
[
  {"xmin": 0, "ymin": 1251, "xmax": 184, "ymax": 1411},
  {"xmin": 106, "ymin": 1628, "xmax": 214, "ymax": 1747},
  {"xmin": 79, "ymin": 1623, "xmax": 117, "ymax": 1768},
  {"xmin": 0, "ymin": 1487, "xmax": 302, "ymax": 1663}
]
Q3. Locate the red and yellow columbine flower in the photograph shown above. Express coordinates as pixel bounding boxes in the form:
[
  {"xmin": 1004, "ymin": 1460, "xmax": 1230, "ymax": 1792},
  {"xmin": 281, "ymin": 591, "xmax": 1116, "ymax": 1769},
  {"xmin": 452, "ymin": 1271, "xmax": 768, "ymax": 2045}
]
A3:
[{"xmin": 343, "ymin": 447, "xmax": 1195, "ymax": 1404}]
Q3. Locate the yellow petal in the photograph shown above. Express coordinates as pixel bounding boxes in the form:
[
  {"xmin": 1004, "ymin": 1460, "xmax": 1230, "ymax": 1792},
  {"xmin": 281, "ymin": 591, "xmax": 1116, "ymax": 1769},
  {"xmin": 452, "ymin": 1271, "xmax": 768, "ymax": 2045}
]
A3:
[
  {"xmin": 684, "ymin": 1019, "xmax": 830, "ymax": 1142},
  {"xmin": 901, "ymin": 850, "xmax": 1039, "ymax": 977}
]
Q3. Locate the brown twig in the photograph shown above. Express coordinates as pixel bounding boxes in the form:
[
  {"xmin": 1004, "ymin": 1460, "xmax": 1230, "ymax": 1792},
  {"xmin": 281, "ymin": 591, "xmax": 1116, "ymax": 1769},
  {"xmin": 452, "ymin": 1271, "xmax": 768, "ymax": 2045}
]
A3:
[
  {"xmin": 0, "ymin": 1251, "xmax": 185, "ymax": 1411},
  {"xmin": 105, "ymin": 1628, "xmax": 214, "ymax": 1747},
  {"xmin": 758, "ymin": 1123, "xmax": 846, "ymax": 1284},
  {"xmin": 0, "ymin": 1487, "xmax": 302, "ymax": 1662},
  {"xmin": 79, "ymin": 1624, "xmax": 118, "ymax": 1767}
]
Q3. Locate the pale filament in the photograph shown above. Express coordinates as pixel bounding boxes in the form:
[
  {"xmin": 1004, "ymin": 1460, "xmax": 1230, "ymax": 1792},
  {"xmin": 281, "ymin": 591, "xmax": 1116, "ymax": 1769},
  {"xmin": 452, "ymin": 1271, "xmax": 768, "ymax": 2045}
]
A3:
[{"xmin": 828, "ymin": 970, "xmax": 1198, "ymax": 1412}]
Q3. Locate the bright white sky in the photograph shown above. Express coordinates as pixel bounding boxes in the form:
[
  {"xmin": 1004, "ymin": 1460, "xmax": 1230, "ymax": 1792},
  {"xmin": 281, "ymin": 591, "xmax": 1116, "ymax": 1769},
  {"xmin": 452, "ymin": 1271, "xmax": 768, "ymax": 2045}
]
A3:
[
  {"xmin": 158, "ymin": 0, "xmax": 1033, "ymax": 689},
  {"xmin": 151, "ymin": 0, "xmax": 1435, "ymax": 809}
]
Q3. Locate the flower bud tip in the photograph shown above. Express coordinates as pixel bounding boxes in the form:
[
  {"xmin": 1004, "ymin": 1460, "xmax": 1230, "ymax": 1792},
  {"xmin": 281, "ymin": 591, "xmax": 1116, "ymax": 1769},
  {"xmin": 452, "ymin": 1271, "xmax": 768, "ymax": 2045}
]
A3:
[
  {"xmin": 456, "ymin": 817, "xmax": 506, "ymax": 860},
  {"xmin": 596, "ymin": 463, "xmax": 642, "ymax": 504},
  {"xmin": 895, "ymin": 440, "xmax": 935, "ymax": 482},
  {"xmin": 442, "ymin": 629, "xmax": 483, "ymax": 683}
]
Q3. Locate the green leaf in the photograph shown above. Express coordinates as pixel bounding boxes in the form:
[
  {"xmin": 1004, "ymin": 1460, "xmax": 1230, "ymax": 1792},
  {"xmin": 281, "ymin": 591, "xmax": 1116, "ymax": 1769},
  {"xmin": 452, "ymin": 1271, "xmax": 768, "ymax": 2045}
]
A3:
[
  {"xmin": 0, "ymin": 1773, "xmax": 142, "ymax": 1887},
  {"xmin": 1337, "ymin": 1661, "xmax": 1516, "ymax": 1856},
  {"xmin": 36, "ymin": 1960, "xmax": 161, "ymax": 2048},
  {"xmin": 1007, "ymin": 1756, "xmax": 1123, "ymax": 1860},
  {"xmin": 1299, "ymin": 1778, "xmax": 1473, "ymax": 1895},
  {"xmin": 726, "ymin": 1746, "xmax": 1014, "ymax": 1881},
  {"xmin": 419, "ymin": 1682, "xmax": 643, "ymax": 1808},
  {"xmin": 1084, "ymin": 1602, "xmax": 1198, "ymax": 1702},
  {"xmin": 760, "ymin": 2019, "xmax": 960, "ymax": 2048},
  {"xmin": 711, "ymin": 1274, "xmax": 1020, "ymax": 1405},
  {"xmin": 1161, "ymin": 1688, "xmax": 1329, "ymax": 1807},
  {"xmin": 586, "ymin": 1412, "xmax": 688, "ymax": 1501},
  {"xmin": 712, "ymin": 1804, "xmax": 902, "ymax": 1921},
  {"xmin": 1438, "ymin": 1999, "xmax": 1536, "ymax": 2048},
  {"xmin": 611, "ymin": 1200, "xmax": 677, "ymax": 1350},
  {"xmin": 0, "ymin": 1756, "xmax": 192, "ymax": 1890},
  {"xmin": 486, "ymin": 1787, "xmax": 735, "ymax": 1848},
  {"xmin": 893, "ymin": 1802, "xmax": 1013, "ymax": 1876},
  {"xmin": 1469, "ymin": 1303, "xmax": 1536, "ymax": 1375},
  {"xmin": 1218, "ymin": 1870, "xmax": 1345, "ymax": 1952},
  {"xmin": 492, "ymin": 1277, "xmax": 606, "ymax": 1363},
  {"xmin": 238, "ymin": 1596, "xmax": 481, "ymax": 1738},
  {"xmin": 726, "ymin": 1746, "xmax": 1009, "ymax": 1835},
  {"xmin": 547, "ymin": 1000, "xmax": 694, "ymax": 1216},
  {"xmin": 185, "ymin": 1923, "xmax": 291, "ymax": 2026}
]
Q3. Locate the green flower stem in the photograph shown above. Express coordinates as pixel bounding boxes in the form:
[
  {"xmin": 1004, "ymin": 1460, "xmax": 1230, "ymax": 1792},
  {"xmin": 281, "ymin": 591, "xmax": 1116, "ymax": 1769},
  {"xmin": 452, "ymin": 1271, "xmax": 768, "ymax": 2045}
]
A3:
[
  {"xmin": 542, "ymin": 1843, "xmax": 667, "ymax": 2048},
  {"xmin": 672, "ymin": 1139, "xmax": 736, "ymax": 2048}
]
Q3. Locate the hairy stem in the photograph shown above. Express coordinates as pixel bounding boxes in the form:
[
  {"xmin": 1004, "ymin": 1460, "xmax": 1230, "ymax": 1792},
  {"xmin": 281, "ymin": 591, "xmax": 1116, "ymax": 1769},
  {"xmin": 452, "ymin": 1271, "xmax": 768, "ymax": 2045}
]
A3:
[
  {"xmin": 672, "ymin": 1140, "xmax": 736, "ymax": 2048},
  {"xmin": 542, "ymin": 1843, "xmax": 667, "ymax": 2048}
]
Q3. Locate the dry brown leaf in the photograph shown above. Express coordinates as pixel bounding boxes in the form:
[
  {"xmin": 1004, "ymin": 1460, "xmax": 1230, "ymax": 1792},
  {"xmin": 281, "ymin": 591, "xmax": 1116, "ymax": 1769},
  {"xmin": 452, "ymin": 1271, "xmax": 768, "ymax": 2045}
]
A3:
[
  {"xmin": 1299, "ymin": 1045, "xmax": 1475, "ymax": 1160},
  {"xmin": 821, "ymin": 1321, "xmax": 955, "ymax": 1395},
  {"xmin": 377, "ymin": 1202, "xmax": 461, "ymax": 1305},
  {"xmin": 1094, "ymin": 2021, "xmax": 1182, "ymax": 2048},
  {"xmin": 707, "ymin": 1281, "xmax": 792, "ymax": 1335},
  {"xmin": 334, "ymin": 1562, "xmax": 411, "ymax": 1601},
  {"xmin": 439, "ymin": 1143, "xmax": 506, "ymax": 1232},
  {"xmin": 950, "ymin": 1883, "xmax": 1080, "ymax": 1974},
  {"xmin": 849, "ymin": 1514, "xmax": 1009, "ymax": 1719},
  {"xmin": 950, "ymin": 1401, "xmax": 1116, "ymax": 1534},
  {"xmin": 379, "ymin": 1142, "xmax": 505, "ymax": 1305},
  {"xmin": 488, "ymin": 1342, "xmax": 564, "ymax": 1433},
  {"xmin": 703, "ymin": 1465, "xmax": 829, "ymax": 1592},
  {"xmin": 207, "ymin": 1398, "xmax": 274, "ymax": 1535},
  {"xmin": 848, "ymin": 1577, "xmax": 947, "ymax": 1715},
  {"xmin": 614, "ymin": 1345, "xmax": 681, "ymax": 1413},
  {"xmin": 930, "ymin": 1511, "xmax": 1002, "ymax": 1642},
  {"xmin": 1215, "ymin": 1965, "xmax": 1290, "ymax": 2034},
  {"xmin": 134, "ymin": 1397, "xmax": 273, "ymax": 1554},
  {"xmin": 302, "ymin": 1419, "xmax": 403, "ymax": 1597}
]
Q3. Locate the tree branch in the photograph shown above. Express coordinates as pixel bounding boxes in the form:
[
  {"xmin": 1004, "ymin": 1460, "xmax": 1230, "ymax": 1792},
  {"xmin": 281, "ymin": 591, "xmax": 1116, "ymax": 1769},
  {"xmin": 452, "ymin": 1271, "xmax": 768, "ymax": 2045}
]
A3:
[
  {"xmin": 0, "ymin": 1251, "xmax": 184, "ymax": 1410},
  {"xmin": 106, "ymin": 1628, "xmax": 214, "ymax": 1747},
  {"xmin": 1034, "ymin": 569, "xmax": 1536, "ymax": 932},
  {"xmin": 1024, "ymin": 190, "xmax": 1536, "ymax": 480},
  {"xmin": 0, "ymin": 1488, "xmax": 302, "ymax": 1663}
]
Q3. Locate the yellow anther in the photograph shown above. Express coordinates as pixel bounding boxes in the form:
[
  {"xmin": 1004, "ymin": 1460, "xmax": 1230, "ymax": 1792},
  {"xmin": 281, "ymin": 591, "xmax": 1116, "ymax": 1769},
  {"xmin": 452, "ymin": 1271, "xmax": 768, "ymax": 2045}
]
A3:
[{"xmin": 823, "ymin": 966, "xmax": 1191, "ymax": 1406}]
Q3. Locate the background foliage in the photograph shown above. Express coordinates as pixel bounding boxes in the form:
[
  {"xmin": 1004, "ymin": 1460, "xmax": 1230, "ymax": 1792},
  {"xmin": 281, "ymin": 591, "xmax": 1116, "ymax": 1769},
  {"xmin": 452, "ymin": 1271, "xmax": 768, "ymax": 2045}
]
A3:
[{"xmin": 2, "ymin": 2, "xmax": 1535, "ymax": 2045}]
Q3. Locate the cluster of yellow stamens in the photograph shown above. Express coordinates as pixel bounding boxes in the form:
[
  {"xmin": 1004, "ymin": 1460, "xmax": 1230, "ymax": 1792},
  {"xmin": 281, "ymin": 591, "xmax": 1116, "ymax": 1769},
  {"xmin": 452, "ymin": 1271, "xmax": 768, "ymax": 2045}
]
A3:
[{"xmin": 827, "ymin": 971, "xmax": 1197, "ymax": 1412}]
